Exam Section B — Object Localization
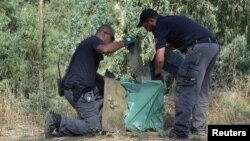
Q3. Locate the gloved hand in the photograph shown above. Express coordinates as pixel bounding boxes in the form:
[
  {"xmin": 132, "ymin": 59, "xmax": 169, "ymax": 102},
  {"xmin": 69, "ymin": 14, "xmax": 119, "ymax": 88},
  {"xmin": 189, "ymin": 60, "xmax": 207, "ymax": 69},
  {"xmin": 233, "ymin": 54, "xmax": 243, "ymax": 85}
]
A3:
[
  {"xmin": 123, "ymin": 36, "xmax": 136, "ymax": 47},
  {"xmin": 151, "ymin": 73, "xmax": 164, "ymax": 83}
]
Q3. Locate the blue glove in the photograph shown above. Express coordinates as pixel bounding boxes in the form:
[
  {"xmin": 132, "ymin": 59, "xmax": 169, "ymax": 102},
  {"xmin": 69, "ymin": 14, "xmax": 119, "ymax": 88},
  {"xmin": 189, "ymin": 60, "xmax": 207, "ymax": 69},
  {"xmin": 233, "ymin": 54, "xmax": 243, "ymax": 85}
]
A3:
[{"xmin": 123, "ymin": 36, "xmax": 136, "ymax": 47}]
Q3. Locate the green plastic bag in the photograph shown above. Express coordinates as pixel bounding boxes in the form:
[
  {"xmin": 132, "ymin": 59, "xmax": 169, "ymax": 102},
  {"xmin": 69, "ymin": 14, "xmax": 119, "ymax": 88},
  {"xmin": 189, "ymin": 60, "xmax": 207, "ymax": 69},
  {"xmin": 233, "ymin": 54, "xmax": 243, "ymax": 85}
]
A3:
[{"xmin": 120, "ymin": 79, "xmax": 166, "ymax": 132}]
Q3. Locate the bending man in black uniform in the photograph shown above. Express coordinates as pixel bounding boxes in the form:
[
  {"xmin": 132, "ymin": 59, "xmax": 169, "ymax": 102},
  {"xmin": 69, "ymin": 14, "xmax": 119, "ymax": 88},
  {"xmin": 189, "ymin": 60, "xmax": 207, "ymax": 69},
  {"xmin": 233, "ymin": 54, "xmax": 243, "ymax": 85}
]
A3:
[
  {"xmin": 137, "ymin": 9, "xmax": 219, "ymax": 139},
  {"xmin": 44, "ymin": 24, "xmax": 135, "ymax": 138}
]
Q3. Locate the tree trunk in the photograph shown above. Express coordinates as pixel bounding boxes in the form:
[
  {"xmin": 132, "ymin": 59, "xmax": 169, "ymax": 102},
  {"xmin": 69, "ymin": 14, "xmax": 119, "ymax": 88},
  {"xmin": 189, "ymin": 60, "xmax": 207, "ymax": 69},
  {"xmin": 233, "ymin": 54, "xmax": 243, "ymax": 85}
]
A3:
[
  {"xmin": 246, "ymin": 25, "xmax": 250, "ymax": 46},
  {"xmin": 37, "ymin": 0, "xmax": 44, "ymax": 93}
]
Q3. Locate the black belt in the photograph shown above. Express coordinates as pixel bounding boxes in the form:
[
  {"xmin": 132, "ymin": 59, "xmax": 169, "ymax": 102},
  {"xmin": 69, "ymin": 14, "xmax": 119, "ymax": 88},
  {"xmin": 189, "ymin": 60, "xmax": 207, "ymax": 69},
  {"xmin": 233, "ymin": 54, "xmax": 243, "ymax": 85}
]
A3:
[
  {"xmin": 66, "ymin": 83, "xmax": 92, "ymax": 102},
  {"xmin": 190, "ymin": 37, "xmax": 218, "ymax": 47},
  {"xmin": 63, "ymin": 84, "xmax": 90, "ymax": 92}
]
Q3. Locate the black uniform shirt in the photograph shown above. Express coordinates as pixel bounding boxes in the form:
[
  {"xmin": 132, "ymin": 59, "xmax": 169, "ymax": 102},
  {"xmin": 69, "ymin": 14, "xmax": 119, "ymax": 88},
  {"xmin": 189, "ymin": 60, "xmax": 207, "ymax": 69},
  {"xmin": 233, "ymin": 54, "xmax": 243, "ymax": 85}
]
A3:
[
  {"xmin": 154, "ymin": 15, "xmax": 215, "ymax": 53},
  {"xmin": 63, "ymin": 36, "xmax": 103, "ymax": 88}
]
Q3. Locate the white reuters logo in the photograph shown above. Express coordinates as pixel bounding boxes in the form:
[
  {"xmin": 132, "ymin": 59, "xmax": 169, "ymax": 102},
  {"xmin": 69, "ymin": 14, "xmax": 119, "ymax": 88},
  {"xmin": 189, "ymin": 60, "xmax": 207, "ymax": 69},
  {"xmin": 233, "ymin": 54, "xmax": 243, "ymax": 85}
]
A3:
[{"xmin": 212, "ymin": 129, "xmax": 246, "ymax": 136}]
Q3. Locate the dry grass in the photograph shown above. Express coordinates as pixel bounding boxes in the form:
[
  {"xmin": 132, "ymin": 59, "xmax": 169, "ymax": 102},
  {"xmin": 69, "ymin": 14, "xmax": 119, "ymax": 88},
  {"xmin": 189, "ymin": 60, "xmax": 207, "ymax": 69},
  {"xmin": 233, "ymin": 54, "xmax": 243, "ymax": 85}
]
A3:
[
  {"xmin": 163, "ymin": 78, "xmax": 250, "ymax": 129},
  {"xmin": 0, "ymin": 82, "xmax": 29, "ymax": 130},
  {"xmin": 208, "ymin": 90, "xmax": 250, "ymax": 124},
  {"xmin": 0, "ymin": 78, "xmax": 250, "ymax": 140},
  {"xmin": 208, "ymin": 79, "xmax": 250, "ymax": 124}
]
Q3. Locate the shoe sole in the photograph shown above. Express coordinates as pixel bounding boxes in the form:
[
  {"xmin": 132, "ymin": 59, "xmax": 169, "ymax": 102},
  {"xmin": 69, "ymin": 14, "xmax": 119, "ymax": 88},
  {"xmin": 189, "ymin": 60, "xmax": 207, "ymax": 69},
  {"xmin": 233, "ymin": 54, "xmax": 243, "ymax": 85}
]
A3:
[{"xmin": 44, "ymin": 112, "xmax": 55, "ymax": 138}]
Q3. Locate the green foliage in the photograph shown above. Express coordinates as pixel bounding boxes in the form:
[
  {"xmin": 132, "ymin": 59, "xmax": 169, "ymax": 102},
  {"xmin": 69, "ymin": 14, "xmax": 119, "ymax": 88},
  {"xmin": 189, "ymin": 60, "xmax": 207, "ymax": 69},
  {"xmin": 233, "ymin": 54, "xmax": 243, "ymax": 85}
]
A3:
[
  {"xmin": 214, "ymin": 36, "xmax": 250, "ymax": 87},
  {"xmin": 210, "ymin": 0, "xmax": 250, "ymax": 44},
  {"xmin": 0, "ymin": 1, "xmax": 39, "ymax": 95},
  {"xmin": 176, "ymin": 0, "xmax": 218, "ymax": 34},
  {"xmin": 0, "ymin": 0, "xmax": 249, "ymax": 114},
  {"xmin": 25, "ymin": 92, "xmax": 50, "ymax": 115}
]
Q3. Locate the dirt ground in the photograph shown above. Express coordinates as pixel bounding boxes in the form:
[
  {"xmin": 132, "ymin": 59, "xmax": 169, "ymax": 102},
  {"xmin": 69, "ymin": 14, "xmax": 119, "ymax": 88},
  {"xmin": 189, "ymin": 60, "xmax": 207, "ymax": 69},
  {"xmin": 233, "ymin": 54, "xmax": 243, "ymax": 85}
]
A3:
[
  {"xmin": 0, "ymin": 123, "xmax": 160, "ymax": 141},
  {"xmin": 2, "ymin": 88, "xmax": 249, "ymax": 141},
  {"xmin": 0, "ymin": 90, "xmax": 205, "ymax": 141},
  {"xmin": 0, "ymin": 123, "xmax": 204, "ymax": 141}
]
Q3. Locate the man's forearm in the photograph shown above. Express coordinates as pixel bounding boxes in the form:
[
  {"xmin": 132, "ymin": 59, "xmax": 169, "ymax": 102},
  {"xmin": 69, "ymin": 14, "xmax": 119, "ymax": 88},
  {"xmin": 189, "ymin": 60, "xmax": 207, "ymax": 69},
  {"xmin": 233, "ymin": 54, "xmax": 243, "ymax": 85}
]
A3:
[
  {"xmin": 154, "ymin": 61, "xmax": 164, "ymax": 75},
  {"xmin": 154, "ymin": 47, "xmax": 165, "ymax": 74},
  {"xmin": 154, "ymin": 45, "xmax": 174, "ymax": 75}
]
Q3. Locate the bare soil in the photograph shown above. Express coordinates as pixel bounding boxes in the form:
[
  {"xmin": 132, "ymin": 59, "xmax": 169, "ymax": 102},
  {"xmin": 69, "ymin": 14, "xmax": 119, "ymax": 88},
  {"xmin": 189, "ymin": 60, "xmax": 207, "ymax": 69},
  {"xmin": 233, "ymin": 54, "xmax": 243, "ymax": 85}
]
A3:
[{"xmin": 0, "ymin": 123, "xmax": 202, "ymax": 141}]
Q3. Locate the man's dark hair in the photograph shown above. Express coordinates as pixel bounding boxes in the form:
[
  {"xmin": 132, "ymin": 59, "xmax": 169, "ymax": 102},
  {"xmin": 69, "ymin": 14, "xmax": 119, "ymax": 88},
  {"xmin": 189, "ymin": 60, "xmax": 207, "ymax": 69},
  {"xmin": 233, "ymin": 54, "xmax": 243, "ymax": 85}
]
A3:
[
  {"xmin": 96, "ymin": 24, "xmax": 114, "ymax": 35},
  {"xmin": 137, "ymin": 8, "xmax": 159, "ymax": 27}
]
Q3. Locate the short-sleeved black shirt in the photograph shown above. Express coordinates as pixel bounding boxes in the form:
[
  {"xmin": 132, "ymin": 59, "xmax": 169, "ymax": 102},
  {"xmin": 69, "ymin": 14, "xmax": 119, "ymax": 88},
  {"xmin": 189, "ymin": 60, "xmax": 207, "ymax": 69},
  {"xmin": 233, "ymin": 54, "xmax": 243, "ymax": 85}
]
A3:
[
  {"xmin": 154, "ymin": 16, "xmax": 216, "ymax": 53},
  {"xmin": 63, "ymin": 36, "xmax": 103, "ymax": 88}
]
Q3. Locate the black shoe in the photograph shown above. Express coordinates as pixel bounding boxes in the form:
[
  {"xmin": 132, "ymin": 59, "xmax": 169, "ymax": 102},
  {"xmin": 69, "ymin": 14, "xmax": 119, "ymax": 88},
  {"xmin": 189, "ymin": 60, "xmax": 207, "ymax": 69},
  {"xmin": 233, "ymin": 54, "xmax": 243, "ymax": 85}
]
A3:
[
  {"xmin": 190, "ymin": 126, "xmax": 206, "ymax": 135},
  {"xmin": 190, "ymin": 130, "xmax": 206, "ymax": 135},
  {"xmin": 44, "ymin": 111, "xmax": 61, "ymax": 138},
  {"xmin": 167, "ymin": 128, "xmax": 188, "ymax": 139},
  {"xmin": 189, "ymin": 130, "xmax": 206, "ymax": 140}
]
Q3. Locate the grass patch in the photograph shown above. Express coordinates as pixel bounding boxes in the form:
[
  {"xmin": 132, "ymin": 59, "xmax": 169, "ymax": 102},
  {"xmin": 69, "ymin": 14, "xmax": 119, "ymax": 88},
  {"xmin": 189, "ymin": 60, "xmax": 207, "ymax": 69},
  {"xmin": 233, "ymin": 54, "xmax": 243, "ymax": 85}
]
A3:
[{"xmin": 208, "ymin": 90, "xmax": 250, "ymax": 124}]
